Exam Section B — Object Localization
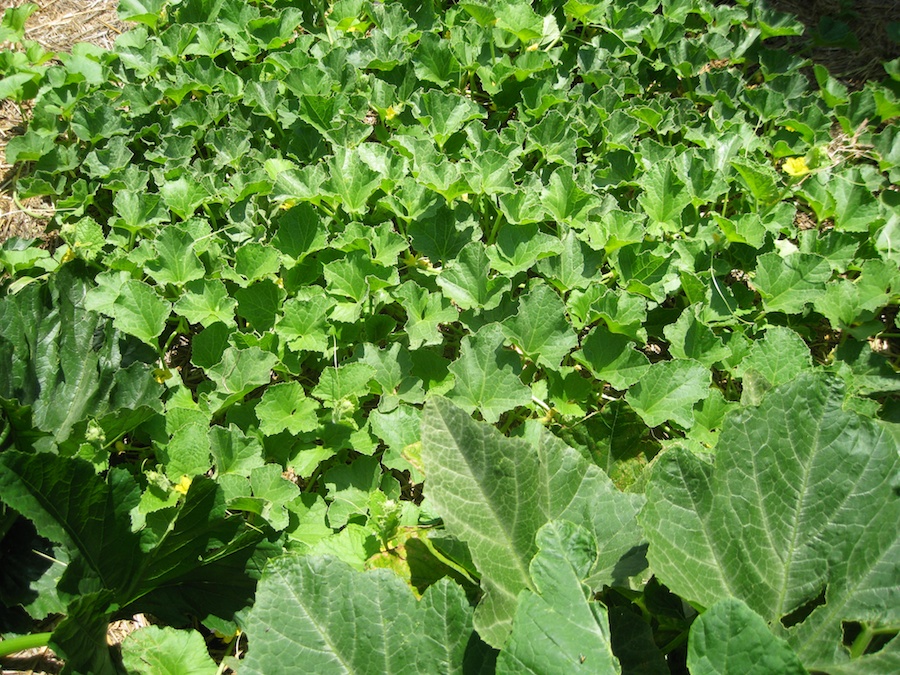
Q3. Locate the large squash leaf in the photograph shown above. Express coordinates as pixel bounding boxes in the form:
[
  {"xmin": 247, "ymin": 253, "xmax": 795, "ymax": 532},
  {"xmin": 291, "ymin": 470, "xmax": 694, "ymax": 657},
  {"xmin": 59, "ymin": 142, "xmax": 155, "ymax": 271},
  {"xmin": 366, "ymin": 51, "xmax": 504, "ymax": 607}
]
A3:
[
  {"xmin": 640, "ymin": 373, "xmax": 899, "ymax": 673},
  {"xmin": 0, "ymin": 263, "xmax": 161, "ymax": 446},
  {"xmin": 421, "ymin": 397, "xmax": 645, "ymax": 648},
  {"xmin": 239, "ymin": 554, "xmax": 491, "ymax": 674}
]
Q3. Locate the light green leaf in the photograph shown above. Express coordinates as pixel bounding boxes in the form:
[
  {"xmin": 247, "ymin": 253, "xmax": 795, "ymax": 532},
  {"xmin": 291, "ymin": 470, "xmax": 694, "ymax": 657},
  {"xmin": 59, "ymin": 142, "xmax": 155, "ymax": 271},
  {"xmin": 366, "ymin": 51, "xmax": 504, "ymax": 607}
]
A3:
[
  {"xmin": 500, "ymin": 284, "xmax": 577, "ymax": 368},
  {"xmin": 447, "ymin": 324, "xmax": 531, "ymax": 424},
  {"xmin": 639, "ymin": 374, "xmax": 900, "ymax": 673},
  {"xmin": 754, "ymin": 252, "xmax": 831, "ymax": 314},
  {"xmin": 574, "ymin": 325, "xmax": 650, "ymax": 390},
  {"xmin": 437, "ymin": 242, "xmax": 510, "ymax": 312},
  {"xmin": 256, "ymin": 382, "xmax": 319, "ymax": 436},
  {"xmin": 174, "ymin": 279, "xmax": 237, "ymax": 327},
  {"xmin": 638, "ymin": 161, "xmax": 692, "ymax": 228},
  {"xmin": 625, "ymin": 359, "xmax": 710, "ymax": 428},
  {"xmin": 421, "ymin": 398, "xmax": 645, "ymax": 647},
  {"xmin": 85, "ymin": 271, "xmax": 171, "ymax": 346},
  {"xmin": 121, "ymin": 626, "xmax": 218, "ymax": 675},
  {"xmin": 240, "ymin": 555, "xmax": 477, "ymax": 674},
  {"xmin": 118, "ymin": 0, "xmax": 167, "ymax": 31},
  {"xmin": 411, "ymin": 90, "xmax": 484, "ymax": 148},
  {"xmin": 497, "ymin": 521, "xmax": 621, "ymax": 675},
  {"xmin": 688, "ymin": 599, "xmax": 807, "ymax": 675}
]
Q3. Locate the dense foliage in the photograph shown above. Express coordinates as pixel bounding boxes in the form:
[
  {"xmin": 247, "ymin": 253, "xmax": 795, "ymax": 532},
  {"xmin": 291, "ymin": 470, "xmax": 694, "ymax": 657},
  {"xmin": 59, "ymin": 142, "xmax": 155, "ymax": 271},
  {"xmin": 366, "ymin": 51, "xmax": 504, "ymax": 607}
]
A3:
[{"xmin": 1, "ymin": 0, "xmax": 898, "ymax": 672}]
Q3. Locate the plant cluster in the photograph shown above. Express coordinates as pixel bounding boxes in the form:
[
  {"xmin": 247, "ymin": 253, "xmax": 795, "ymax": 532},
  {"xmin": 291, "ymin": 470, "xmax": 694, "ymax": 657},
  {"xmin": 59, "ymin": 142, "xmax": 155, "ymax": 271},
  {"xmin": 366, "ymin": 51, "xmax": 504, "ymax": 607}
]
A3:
[{"xmin": 0, "ymin": 0, "xmax": 898, "ymax": 673}]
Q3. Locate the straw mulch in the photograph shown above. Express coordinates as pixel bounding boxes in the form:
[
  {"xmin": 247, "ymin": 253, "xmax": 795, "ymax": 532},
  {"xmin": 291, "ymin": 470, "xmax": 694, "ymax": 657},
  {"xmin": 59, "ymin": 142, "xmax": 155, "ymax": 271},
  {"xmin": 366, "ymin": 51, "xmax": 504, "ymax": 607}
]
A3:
[{"xmin": 0, "ymin": 0, "xmax": 124, "ymax": 245}]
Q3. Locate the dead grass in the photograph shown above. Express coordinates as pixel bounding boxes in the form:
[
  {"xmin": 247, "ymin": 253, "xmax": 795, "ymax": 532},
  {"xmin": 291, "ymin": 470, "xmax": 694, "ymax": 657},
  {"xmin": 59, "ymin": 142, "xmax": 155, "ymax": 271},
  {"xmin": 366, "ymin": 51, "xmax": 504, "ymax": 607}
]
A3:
[{"xmin": 761, "ymin": 0, "xmax": 900, "ymax": 86}]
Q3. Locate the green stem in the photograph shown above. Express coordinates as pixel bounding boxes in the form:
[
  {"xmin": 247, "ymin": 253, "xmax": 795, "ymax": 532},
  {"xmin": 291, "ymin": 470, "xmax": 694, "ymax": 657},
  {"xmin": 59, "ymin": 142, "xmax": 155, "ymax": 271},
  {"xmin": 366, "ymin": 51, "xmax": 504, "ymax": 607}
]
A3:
[
  {"xmin": 418, "ymin": 534, "xmax": 478, "ymax": 585},
  {"xmin": 485, "ymin": 207, "xmax": 504, "ymax": 246},
  {"xmin": 0, "ymin": 632, "xmax": 53, "ymax": 658},
  {"xmin": 659, "ymin": 629, "xmax": 689, "ymax": 656},
  {"xmin": 849, "ymin": 624, "xmax": 874, "ymax": 659}
]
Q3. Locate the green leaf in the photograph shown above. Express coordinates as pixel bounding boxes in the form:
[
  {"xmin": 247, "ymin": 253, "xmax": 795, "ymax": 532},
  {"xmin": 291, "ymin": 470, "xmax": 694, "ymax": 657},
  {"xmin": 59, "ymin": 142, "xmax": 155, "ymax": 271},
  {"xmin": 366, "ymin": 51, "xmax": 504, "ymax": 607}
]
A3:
[
  {"xmin": 271, "ymin": 204, "xmax": 328, "ymax": 260},
  {"xmin": 145, "ymin": 225, "xmax": 206, "ymax": 286},
  {"xmin": 240, "ymin": 555, "xmax": 477, "ymax": 674},
  {"xmin": 497, "ymin": 521, "xmax": 621, "ymax": 675},
  {"xmin": 736, "ymin": 325, "xmax": 811, "ymax": 400},
  {"xmin": 0, "ymin": 266, "xmax": 160, "ymax": 444},
  {"xmin": 235, "ymin": 243, "xmax": 282, "ymax": 281},
  {"xmin": 312, "ymin": 362, "xmax": 376, "ymax": 404},
  {"xmin": 85, "ymin": 271, "xmax": 171, "ymax": 347},
  {"xmin": 754, "ymin": 252, "xmax": 831, "ymax": 314},
  {"xmin": 500, "ymin": 284, "xmax": 577, "ymax": 368},
  {"xmin": 205, "ymin": 347, "xmax": 278, "ymax": 403},
  {"xmin": 574, "ymin": 325, "xmax": 650, "ymax": 390},
  {"xmin": 324, "ymin": 146, "xmax": 384, "ymax": 215},
  {"xmin": 638, "ymin": 161, "xmax": 692, "ymax": 229},
  {"xmin": 639, "ymin": 374, "xmax": 900, "ymax": 672},
  {"xmin": 625, "ymin": 359, "xmax": 710, "ymax": 429},
  {"xmin": 411, "ymin": 90, "xmax": 484, "ymax": 148},
  {"xmin": 235, "ymin": 280, "xmax": 286, "ymax": 333},
  {"xmin": 414, "ymin": 33, "xmax": 462, "ymax": 88},
  {"xmin": 118, "ymin": 0, "xmax": 168, "ymax": 31},
  {"xmin": 688, "ymin": 599, "xmax": 807, "ymax": 675},
  {"xmin": 256, "ymin": 382, "xmax": 319, "ymax": 436},
  {"xmin": 395, "ymin": 281, "xmax": 458, "ymax": 350},
  {"xmin": 276, "ymin": 288, "xmax": 336, "ymax": 354},
  {"xmin": 487, "ymin": 223, "xmax": 564, "ymax": 277},
  {"xmin": 210, "ymin": 425, "xmax": 265, "ymax": 478},
  {"xmin": 174, "ymin": 279, "xmax": 237, "ymax": 327},
  {"xmin": 447, "ymin": 324, "xmax": 530, "ymax": 424},
  {"xmin": 324, "ymin": 250, "xmax": 398, "ymax": 303},
  {"xmin": 731, "ymin": 159, "xmax": 782, "ymax": 206},
  {"xmin": 121, "ymin": 626, "xmax": 218, "ymax": 675},
  {"xmin": 663, "ymin": 307, "xmax": 731, "ymax": 368},
  {"xmin": 0, "ymin": 451, "xmax": 142, "ymax": 596},
  {"xmin": 541, "ymin": 166, "xmax": 598, "ymax": 228},
  {"xmin": 421, "ymin": 398, "xmax": 644, "ymax": 647},
  {"xmin": 159, "ymin": 175, "xmax": 209, "ymax": 221},
  {"xmin": 437, "ymin": 242, "xmax": 510, "ymax": 312}
]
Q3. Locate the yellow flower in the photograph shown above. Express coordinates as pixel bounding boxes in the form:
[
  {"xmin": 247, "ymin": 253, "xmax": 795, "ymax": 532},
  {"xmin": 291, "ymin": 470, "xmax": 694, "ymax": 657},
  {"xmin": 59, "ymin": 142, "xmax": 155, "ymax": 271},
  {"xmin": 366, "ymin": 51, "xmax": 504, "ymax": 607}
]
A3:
[
  {"xmin": 173, "ymin": 475, "xmax": 192, "ymax": 495},
  {"xmin": 782, "ymin": 156, "xmax": 810, "ymax": 177},
  {"xmin": 385, "ymin": 105, "xmax": 400, "ymax": 121}
]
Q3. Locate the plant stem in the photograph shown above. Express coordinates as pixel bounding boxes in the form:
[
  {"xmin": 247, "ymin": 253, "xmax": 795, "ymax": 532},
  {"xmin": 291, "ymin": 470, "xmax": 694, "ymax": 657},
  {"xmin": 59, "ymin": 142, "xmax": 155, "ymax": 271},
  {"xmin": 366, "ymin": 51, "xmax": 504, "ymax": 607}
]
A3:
[
  {"xmin": 0, "ymin": 632, "xmax": 53, "ymax": 658},
  {"xmin": 849, "ymin": 624, "xmax": 874, "ymax": 659}
]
